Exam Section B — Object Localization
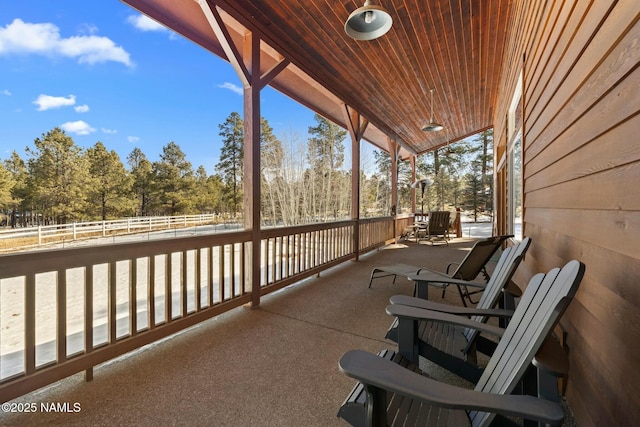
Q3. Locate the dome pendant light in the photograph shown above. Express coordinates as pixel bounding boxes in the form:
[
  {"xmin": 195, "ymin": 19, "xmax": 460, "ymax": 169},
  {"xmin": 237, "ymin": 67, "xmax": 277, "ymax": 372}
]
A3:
[
  {"xmin": 345, "ymin": 0, "xmax": 393, "ymax": 41},
  {"xmin": 422, "ymin": 89, "xmax": 444, "ymax": 132}
]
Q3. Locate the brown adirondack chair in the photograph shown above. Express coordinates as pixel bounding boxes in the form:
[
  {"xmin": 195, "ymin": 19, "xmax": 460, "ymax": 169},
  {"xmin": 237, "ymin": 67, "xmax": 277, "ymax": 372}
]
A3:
[{"xmin": 416, "ymin": 210, "xmax": 451, "ymax": 245}]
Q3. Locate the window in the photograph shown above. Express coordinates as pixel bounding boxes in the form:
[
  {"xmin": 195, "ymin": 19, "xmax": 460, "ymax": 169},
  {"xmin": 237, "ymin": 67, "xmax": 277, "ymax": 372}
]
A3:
[
  {"xmin": 507, "ymin": 73, "xmax": 523, "ymax": 240},
  {"xmin": 509, "ymin": 132, "xmax": 523, "ymax": 240}
]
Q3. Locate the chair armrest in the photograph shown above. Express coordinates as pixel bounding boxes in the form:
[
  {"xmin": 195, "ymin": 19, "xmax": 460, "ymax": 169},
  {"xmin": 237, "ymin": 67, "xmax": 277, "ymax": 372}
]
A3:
[
  {"xmin": 533, "ymin": 337, "xmax": 569, "ymax": 377},
  {"xmin": 389, "ymin": 295, "xmax": 515, "ymax": 318},
  {"xmin": 445, "ymin": 262, "xmax": 460, "ymax": 274},
  {"xmin": 407, "ymin": 270, "xmax": 489, "ymax": 289},
  {"xmin": 386, "ymin": 304, "xmax": 505, "ymax": 337},
  {"xmin": 339, "ymin": 350, "xmax": 565, "ymax": 425},
  {"xmin": 504, "ymin": 280, "xmax": 523, "ymax": 297}
]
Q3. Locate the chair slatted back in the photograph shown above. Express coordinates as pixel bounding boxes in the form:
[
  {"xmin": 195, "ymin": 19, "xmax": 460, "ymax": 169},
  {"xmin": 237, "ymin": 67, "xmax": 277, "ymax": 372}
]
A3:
[
  {"xmin": 450, "ymin": 235, "xmax": 512, "ymax": 281},
  {"xmin": 462, "ymin": 237, "xmax": 532, "ymax": 343},
  {"xmin": 469, "ymin": 260, "xmax": 585, "ymax": 427},
  {"xmin": 427, "ymin": 211, "xmax": 450, "ymax": 235}
]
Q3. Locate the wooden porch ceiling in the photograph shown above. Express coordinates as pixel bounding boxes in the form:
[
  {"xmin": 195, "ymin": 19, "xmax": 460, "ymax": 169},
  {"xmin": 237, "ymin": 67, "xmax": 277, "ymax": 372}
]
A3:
[{"xmin": 120, "ymin": 0, "xmax": 512, "ymax": 158}]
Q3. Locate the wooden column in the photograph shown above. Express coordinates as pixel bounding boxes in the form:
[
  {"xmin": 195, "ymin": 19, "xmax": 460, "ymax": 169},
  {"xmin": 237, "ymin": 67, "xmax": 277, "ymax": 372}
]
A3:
[
  {"xmin": 243, "ymin": 33, "xmax": 261, "ymax": 308},
  {"xmin": 388, "ymin": 139, "xmax": 399, "ymax": 242},
  {"xmin": 198, "ymin": 1, "xmax": 289, "ymax": 308},
  {"xmin": 343, "ymin": 105, "xmax": 368, "ymax": 259},
  {"xmin": 388, "ymin": 139, "xmax": 399, "ymax": 216},
  {"xmin": 410, "ymin": 156, "xmax": 416, "ymax": 214}
]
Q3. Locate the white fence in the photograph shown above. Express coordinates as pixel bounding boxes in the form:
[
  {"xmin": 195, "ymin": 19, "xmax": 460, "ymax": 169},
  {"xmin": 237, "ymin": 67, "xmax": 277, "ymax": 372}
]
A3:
[{"xmin": 0, "ymin": 214, "xmax": 224, "ymax": 248}]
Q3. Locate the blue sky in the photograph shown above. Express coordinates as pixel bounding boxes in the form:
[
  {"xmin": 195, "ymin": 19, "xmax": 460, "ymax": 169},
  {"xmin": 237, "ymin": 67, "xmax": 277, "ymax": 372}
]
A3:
[{"xmin": 0, "ymin": 1, "xmax": 320, "ymax": 174}]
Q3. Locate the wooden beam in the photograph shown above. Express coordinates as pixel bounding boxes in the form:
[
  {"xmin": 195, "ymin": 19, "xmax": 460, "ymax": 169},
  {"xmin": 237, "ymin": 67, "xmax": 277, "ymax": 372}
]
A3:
[
  {"xmin": 258, "ymin": 57, "xmax": 290, "ymax": 90},
  {"xmin": 197, "ymin": 0, "xmax": 250, "ymax": 87},
  {"xmin": 343, "ymin": 104, "xmax": 369, "ymax": 142}
]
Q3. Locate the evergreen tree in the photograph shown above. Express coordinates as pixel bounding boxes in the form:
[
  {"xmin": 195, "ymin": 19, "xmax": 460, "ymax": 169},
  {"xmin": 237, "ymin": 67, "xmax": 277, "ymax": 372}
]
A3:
[
  {"xmin": 151, "ymin": 142, "xmax": 195, "ymax": 215},
  {"xmin": 472, "ymin": 129, "xmax": 494, "ymax": 212},
  {"xmin": 462, "ymin": 161, "xmax": 485, "ymax": 222},
  {"xmin": 0, "ymin": 163, "xmax": 14, "ymax": 215},
  {"xmin": 86, "ymin": 142, "xmax": 133, "ymax": 220},
  {"xmin": 307, "ymin": 114, "xmax": 347, "ymax": 220},
  {"xmin": 371, "ymin": 150, "xmax": 392, "ymax": 215},
  {"xmin": 206, "ymin": 174, "xmax": 224, "ymax": 214},
  {"xmin": 127, "ymin": 147, "xmax": 153, "ymax": 216},
  {"xmin": 397, "ymin": 158, "xmax": 412, "ymax": 214},
  {"xmin": 194, "ymin": 166, "xmax": 222, "ymax": 214},
  {"xmin": 416, "ymin": 131, "xmax": 492, "ymax": 214},
  {"xmin": 216, "ymin": 112, "xmax": 244, "ymax": 217},
  {"xmin": 26, "ymin": 128, "xmax": 89, "ymax": 224},
  {"xmin": 3, "ymin": 151, "xmax": 29, "ymax": 227}
]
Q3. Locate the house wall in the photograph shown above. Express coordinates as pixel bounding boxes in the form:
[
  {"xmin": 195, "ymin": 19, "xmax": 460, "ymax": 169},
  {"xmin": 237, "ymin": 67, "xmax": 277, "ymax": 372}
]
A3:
[{"xmin": 494, "ymin": 1, "xmax": 640, "ymax": 425}]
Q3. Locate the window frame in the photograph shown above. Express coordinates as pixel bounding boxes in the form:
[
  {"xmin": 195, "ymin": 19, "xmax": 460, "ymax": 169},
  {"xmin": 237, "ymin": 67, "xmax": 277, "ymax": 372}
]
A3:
[{"xmin": 507, "ymin": 73, "xmax": 523, "ymax": 241}]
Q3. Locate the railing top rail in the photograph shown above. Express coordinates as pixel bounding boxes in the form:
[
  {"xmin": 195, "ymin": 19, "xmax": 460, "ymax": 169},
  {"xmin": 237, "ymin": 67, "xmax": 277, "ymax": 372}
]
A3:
[
  {"xmin": 0, "ymin": 230, "xmax": 252, "ymax": 278},
  {"xmin": 260, "ymin": 219, "xmax": 356, "ymax": 238}
]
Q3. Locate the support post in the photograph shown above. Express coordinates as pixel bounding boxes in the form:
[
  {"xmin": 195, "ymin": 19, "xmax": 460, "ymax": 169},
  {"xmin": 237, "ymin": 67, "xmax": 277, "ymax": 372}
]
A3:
[
  {"xmin": 198, "ymin": 1, "xmax": 289, "ymax": 308},
  {"xmin": 243, "ymin": 33, "xmax": 262, "ymax": 309},
  {"xmin": 410, "ymin": 156, "xmax": 416, "ymax": 214},
  {"xmin": 343, "ymin": 105, "xmax": 367, "ymax": 260},
  {"xmin": 388, "ymin": 139, "xmax": 399, "ymax": 242}
]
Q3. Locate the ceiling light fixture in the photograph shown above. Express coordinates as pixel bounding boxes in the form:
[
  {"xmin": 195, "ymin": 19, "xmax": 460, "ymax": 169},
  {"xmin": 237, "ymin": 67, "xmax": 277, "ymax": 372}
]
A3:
[
  {"xmin": 345, "ymin": 0, "xmax": 393, "ymax": 41},
  {"xmin": 422, "ymin": 89, "xmax": 444, "ymax": 132}
]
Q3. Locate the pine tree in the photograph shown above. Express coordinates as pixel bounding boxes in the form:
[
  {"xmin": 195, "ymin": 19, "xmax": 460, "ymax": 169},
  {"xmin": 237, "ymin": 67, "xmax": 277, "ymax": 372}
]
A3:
[
  {"xmin": 473, "ymin": 129, "xmax": 494, "ymax": 212},
  {"xmin": 0, "ymin": 163, "xmax": 14, "ymax": 214},
  {"xmin": 26, "ymin": 128, "xmax": 89, "ymax": 224},
  {"xmin": 216, "ymin": 112, "xmax": 244, "ymax": 217},
  {"xmin": 151, "ymin": 142, "xmax": 195, "ymax": 215},
  {"xmin": 3, "ymin": 151, "xmax": 29, "ymax": 227},
  {"xmin": 86, "ymin": 142, "xmax": 133, "ymax": 220},
  {"xmin": 462, "ymin": 162, "xmax": 485, "ymax": 222},
  {"xmin": 372, "ymin": 150, "xmax": 392, "ymax": 215},
  {"xmin": 194, "ymin": 166, "xmax": 222, "ymax": 214},
  {"xmin": 127, "ymin": 147, "xmax": 153, "ymax": 216},
  {"xmin": 307, "ymin": 114, "xmax": 347, "ymax": 220}
]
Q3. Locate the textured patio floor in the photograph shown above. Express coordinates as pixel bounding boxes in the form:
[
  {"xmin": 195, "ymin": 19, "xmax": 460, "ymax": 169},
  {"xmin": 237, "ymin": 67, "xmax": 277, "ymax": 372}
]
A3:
[{"xmin": 1, "ymin": 237, "xmax": 490, "ymax": 426}]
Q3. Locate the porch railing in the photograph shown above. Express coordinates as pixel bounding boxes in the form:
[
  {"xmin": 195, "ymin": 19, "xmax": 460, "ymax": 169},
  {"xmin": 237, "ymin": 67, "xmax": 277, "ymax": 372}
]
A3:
[{"xmin": 0, "ymin": 216, "xmax": 399, "ymax": 403}]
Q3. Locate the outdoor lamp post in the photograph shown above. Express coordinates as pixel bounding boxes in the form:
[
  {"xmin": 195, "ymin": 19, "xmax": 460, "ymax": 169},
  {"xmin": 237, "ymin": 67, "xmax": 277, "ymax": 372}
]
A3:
[{"xmin": 411, "ymin": 178, "xmax": 433, "ymax": 214}]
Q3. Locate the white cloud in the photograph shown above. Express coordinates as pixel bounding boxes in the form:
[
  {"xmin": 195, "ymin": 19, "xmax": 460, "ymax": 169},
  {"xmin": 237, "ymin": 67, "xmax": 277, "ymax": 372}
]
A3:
[
  {"xmin": 218, "ymin": 82, "xmax": 243, "ymax": 95},
  {"xmin": 61, "ymin": 120, "xmax": 95, "ymax": 135},
  {"xmin": 75, "ymin": 104, "xmax": 89, "ymax": 113},
  {"xmin": 128, "ymin": 136, "xmax": 140, "ymax": 143},
  {"xmin": 102, "ymin": 128, "xmax": 117, "ymax": 134},
  {"xmin": 33, "ymin": 94, "xmax": 76, "ymax": 111},
  {"xmin": 127, "ymin": 14, "xmax": 167, "ymax": 32},
  {"xmin": 78, "ymin": 23, "xmax": 99, "ymax": 35},
  {"xmin": 1, "ymin": 89, "xmax": 11, "ymax": 96},
  {"xmin": 0, "ymin": 19, "xmax": 133, "ymax": 67}
]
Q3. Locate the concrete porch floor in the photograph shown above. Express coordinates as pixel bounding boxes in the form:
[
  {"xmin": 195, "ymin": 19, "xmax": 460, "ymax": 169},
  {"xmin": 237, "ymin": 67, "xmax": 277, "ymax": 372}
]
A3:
[{"xmin": 1, "ymin": 238, "xmax": 496, "ymax": 426}]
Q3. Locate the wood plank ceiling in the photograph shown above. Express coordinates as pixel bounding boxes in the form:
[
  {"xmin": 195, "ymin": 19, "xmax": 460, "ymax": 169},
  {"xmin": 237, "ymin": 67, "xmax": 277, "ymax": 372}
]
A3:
[{"xmin": 120, "ymin": 0, "xmax": 512, "ymax": 157}]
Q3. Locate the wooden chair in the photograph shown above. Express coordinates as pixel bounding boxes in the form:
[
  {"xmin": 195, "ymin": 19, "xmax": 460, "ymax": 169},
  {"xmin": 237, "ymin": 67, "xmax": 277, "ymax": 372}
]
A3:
[
  {"xmin": 368, "ymin": 235, "xmax": 514, "ymax": 301},
  {"xmin": 338, "ymin": 260, "xmax": 585, "ymax": 427},
  {"xmin": 417, "ymin": 210, "xmax": 450, "ymax": 245}
]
